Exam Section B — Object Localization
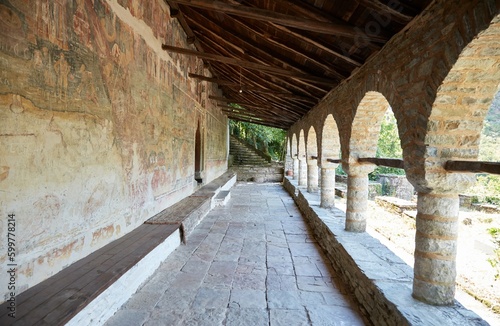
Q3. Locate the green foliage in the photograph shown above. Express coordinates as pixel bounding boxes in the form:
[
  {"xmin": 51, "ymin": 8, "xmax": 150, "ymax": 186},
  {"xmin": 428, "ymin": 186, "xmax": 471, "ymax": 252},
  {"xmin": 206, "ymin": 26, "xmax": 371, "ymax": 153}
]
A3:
[
  {"xmin": 487, "ymin": 227, "xmax": 500, "ymax": 281},
  {"xmin": 370, "ymin": 109, "xmax": 405, "ymax": 179},
  {"xmin": 229, "ymin": 120, "xmax": 286, "ymax": 161},
  {"xmin": 483, "ymin": 90, "xmax": 500, "ymax": 138},
  {"xmin": 469, "ymin": 91, "xmax": 500, "ymax": 204}
]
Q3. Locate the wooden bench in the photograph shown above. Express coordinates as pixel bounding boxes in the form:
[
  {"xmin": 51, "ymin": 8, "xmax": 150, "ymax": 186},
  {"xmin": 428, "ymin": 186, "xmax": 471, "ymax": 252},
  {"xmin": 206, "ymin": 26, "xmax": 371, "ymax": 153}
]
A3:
[
  {"xmin": 0, "ymin": 171, "xmax": 237, "ymax": 325},
  {"xmin": 0, "ymin": 224, "xmax": 180, "ymax": 326},
  {"xmin": 146, "ymin": 171, "xmax": 236, "ymax": 242}
]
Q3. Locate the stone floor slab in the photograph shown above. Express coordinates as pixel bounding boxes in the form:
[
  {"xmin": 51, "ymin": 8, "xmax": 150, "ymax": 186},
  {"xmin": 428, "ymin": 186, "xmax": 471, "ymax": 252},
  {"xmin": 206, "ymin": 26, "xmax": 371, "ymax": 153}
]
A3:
[{"xmin": 105, "ymin": 183, "xmax": 365, "ymax": 326}]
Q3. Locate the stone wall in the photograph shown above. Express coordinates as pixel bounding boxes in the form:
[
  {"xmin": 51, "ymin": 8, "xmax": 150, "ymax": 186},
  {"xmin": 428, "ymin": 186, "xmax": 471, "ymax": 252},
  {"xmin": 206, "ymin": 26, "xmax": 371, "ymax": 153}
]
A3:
[
  {"xmin": 230, "ymin": 165, "xmax": 284, "ymax": 183},
  {"xmin": 0, "ymin": 0, "xmax": 228, "ymax": 301},
  {"xmin": 378, "ymin": 175, "xmax": 415, "ymax": 201},
  {"xmin": 288, "ymin": 0, "xmax": 500, "ymax": 194},
  {"xmin": 283, "ymin": 177, "xmax": 487, "ymax": 326}
]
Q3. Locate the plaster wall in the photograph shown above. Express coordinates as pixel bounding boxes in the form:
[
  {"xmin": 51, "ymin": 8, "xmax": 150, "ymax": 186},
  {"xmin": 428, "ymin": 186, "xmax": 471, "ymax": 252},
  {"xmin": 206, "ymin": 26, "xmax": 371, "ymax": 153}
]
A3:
[{"xmin": 0, "ymin": 0, "xmax": 228, "ymax": 301}]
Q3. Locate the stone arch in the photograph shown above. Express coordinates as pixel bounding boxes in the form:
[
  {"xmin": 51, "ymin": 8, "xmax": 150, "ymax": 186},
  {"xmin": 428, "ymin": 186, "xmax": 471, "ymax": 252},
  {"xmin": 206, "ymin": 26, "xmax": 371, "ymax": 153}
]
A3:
[
  {"xmin": 298, "ymin": 129, "xmax": 306, "ymax": 160},
  {"xmin": 422, "ymin": 16, "xmax": 500, "ymax": 193},
  {"xmin": 298, "ymin": 129, "xmax": 307, "ymax": 186},
  {"xmin": 306, "ymin": 126, "xmax": 319, "ymax": 192},
  {"xmin": 306, "ymin": 126, "xmax": 318, "ymax": 162},
  {"xmin": 290, "ymin": 132, "xmax": 297, "ymax": 158},
  {"xmin": 321, "ymin": 114, "xmax": 341, "ymax": 166},
  {"xmin": 411, "ymin": 16, "xmax": 500, "ymax": 306},
  {"xmin": 346, "ymin": 91, "xmax": 391, "ymax": 172}
]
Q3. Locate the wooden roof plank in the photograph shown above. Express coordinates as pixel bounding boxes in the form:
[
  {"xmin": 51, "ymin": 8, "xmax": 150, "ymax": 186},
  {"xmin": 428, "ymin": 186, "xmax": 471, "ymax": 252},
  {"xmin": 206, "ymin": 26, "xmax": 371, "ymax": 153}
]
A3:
[{"xmin": 161, "ymin": 44, "xmax": 336, "ymax": 86}]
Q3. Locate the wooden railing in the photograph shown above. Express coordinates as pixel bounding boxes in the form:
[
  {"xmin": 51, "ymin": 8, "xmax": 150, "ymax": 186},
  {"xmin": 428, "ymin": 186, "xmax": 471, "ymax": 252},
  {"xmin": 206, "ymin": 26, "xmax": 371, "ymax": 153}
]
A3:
[
  {"xmin": 358, "ymin": 157, "xmax": 404, "ymax": 169},
  {"xmin": 445, "ymin": 160, "xmax": 500, "ymax": 175},
  {"xmin": 290, "ymin": 155, "xmax": 500, "ymax": 175}
]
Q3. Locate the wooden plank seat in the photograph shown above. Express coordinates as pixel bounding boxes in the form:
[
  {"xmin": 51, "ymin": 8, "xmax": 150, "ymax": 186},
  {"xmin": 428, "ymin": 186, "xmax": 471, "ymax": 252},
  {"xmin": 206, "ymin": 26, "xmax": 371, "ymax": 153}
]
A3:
[
  {"xmin": 0, "ymin": 171, "xmax": 236, "ymax": 325},
  {"xmin": 145, "ymin": 171, "xmax": 236, "ymax": 242},
  {"xmin": 145, "ymin": 193, "xmax": 212, "ymax": 243},
  {"xmin": 0, "ymin": 224, "xmax": 179, "ymax": 326}
]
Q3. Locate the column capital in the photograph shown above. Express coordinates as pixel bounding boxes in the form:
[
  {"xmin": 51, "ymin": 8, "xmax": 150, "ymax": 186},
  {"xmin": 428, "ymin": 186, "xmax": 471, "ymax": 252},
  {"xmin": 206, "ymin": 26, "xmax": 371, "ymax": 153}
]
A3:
[{"xmin": 343, "ymin": 160, "xmax": 376, "ymax": 176}]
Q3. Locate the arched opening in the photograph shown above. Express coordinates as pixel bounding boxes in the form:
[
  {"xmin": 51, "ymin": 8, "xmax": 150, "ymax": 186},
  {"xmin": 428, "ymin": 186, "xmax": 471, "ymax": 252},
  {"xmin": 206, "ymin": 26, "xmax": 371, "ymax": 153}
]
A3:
[
  {"xmin": 321, "ymin": 114, "xmax": 341, "ymax": 164},
  {"xmin": 306, "ymin": 126, "xmax": 319, "ymax": 192},
  {"xmin": 412, "ymin": 16, "xmax": 500, "ymax": 306},
  {"xmin": 194, "ymin": 119, "xmax": 203, "ymax": 184},
  {"xmin": 298, "ymin": 130, "xmax": 307, "ymax": 186},
  {"xmin": 320, "ymin": 114, "xmax": 341, "ymax": 207},
  {"xmin": 343, "ymin": 91, "xmax": 395, "ymax": 232}
]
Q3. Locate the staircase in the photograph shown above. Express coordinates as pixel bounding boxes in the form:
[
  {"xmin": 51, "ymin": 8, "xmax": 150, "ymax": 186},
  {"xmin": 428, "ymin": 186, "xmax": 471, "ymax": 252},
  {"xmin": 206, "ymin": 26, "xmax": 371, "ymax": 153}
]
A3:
[
  {"xmin": 229, "ymin": 135, "xmax": 284, "ymax": 182},
  {"xmin": 230, "ymin": 135, "xmax": 270, "ymax": 166}
]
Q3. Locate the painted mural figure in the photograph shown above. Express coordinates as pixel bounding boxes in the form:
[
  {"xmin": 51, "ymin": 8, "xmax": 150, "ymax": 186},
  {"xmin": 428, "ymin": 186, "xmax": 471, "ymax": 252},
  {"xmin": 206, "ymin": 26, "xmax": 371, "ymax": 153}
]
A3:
[
  {"xmin": 41, "ymin": 47, "xmax": 56, "ymax": 91},
  {"xmin": 54, "ymin": 52, "xmax": 70, "ymax": 100},
  {"xmin": 73, "ymin": 0, "xmax": 92, "ymax": 50},
  {"xmin": 76, "ymin": 64, "xmax": 98, "ymax": 104}
]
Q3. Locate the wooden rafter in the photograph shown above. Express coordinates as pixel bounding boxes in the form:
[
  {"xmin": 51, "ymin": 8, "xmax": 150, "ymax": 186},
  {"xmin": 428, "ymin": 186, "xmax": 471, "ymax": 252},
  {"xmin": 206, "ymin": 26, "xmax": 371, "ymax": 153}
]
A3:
[
  {"xmin": 161, "ymin": 44, "xmax": 336, "ymax": 86},
  {"xmin": 202, "ymin": 40, "xmax": 328, "ymax": 100},
  {"xmin": 169, "ymin": 0, "xmax": 388, "ymax": 42},
  {"xmin": 195, "ymin": 34, "xmax": 332, "ymax": 95},
  {"xmin": 360, "ymin": 0, "xmax": 413, "ymax": 24},
  {"xmin": 211, "ymin": 62, "xmax": 323, "ymax": 100},
  {"xmin": 184, "ymin": 8, "xmax": 347, "ymax": 81},
  {"xmin": 164, "ymin": 1, "xmax": 196, "ymax": 43},
  {"xmin": 189, "ymin": 73, "xmax": 315, "ymax": 101},
  {"xmin": 270, "ymin": 24, "xmax": 362, "ymax": 68}
]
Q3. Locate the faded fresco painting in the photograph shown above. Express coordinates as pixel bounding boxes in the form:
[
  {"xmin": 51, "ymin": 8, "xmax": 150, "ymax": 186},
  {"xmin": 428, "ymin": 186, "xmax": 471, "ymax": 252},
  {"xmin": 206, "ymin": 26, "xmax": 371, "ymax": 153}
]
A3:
[{"xmin": 0, "ymin": 0, "xmax": 228, "ymax": 300}]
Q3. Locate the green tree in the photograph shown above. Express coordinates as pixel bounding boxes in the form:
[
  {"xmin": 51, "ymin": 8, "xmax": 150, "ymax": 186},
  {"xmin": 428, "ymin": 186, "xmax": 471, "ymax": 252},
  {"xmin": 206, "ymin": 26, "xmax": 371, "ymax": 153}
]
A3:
[
  {"xmin": 229, "ymin": 120, "xmax": 286, "ymax": 161},
  {"xmin": 370, "ymin": 108, "xmax": 405, "ymax": 179}
]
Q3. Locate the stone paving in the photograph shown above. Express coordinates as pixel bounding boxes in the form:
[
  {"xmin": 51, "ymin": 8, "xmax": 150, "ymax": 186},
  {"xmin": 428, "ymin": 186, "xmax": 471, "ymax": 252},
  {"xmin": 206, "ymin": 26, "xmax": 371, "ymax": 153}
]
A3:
[{"xmin": 105, "ymin": 183, "xmax": 366, "ymax": 326}]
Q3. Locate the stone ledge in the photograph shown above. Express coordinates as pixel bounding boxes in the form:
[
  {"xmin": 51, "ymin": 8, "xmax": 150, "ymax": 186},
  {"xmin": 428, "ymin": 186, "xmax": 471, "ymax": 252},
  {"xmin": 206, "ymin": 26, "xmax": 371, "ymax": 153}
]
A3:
[
  {"xmin": 375, "ymin": 196, "xmax": 417, "ymax": 215},
  {"xmin": 283, "ymin": 177, "xmax": 488, "ymax": 326}
]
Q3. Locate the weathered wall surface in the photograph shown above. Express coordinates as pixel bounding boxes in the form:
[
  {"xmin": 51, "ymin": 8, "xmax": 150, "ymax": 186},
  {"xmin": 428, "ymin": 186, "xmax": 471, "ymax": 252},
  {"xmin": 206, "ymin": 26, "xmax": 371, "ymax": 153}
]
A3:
[{"xmin": 0, "ymin": 0, "xmax": 228, "ymax": 301}]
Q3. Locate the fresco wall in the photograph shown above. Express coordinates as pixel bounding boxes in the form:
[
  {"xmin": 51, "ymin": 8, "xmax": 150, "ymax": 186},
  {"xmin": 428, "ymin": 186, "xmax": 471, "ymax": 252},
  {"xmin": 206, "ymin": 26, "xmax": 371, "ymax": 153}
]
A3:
[{"xmin": 0, "ymin": 0, "xmax": 228, "ymax": 301}]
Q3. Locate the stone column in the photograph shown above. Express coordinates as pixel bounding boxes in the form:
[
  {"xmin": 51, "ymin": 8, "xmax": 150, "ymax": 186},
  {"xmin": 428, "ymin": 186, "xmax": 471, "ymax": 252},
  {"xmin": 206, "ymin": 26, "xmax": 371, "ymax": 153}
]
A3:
[
  {"xmin": 298, "ymin": 158, "xmax": 307, "ymax": 186},
  {"xmin": 320, "ymin": 166, "xmax": 336, "ymax": 208},
  {"xmin": 293, "ymin": 157, "xmax": 299, "ymax": 180},
  {"xmin": 413, "ymin": 192, "xmax": 459, "ymax": 305},
  {"xmin": 344, "ymin": 163, "xmax": 375, "ymax": 232},
  {"xmin": 307, "ymin": 159, "xmax": 319, "ymax": 192}
]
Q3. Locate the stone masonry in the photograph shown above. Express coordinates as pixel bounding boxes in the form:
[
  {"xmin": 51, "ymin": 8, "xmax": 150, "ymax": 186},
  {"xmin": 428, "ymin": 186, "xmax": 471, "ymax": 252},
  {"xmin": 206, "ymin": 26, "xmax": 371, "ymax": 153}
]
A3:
[{"xmin": 287, "ymin": 0, "xmax": 500, "ymax": 305}]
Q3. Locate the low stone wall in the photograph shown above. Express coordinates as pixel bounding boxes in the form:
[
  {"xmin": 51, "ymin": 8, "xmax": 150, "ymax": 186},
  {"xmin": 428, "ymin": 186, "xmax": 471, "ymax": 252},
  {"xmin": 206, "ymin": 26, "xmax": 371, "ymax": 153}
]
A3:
[
  {"xmin": 375, "ymin": 196, "xmax": 417, "ymax": 215},
  {"xmin": 283, "ymin": 177, "xmax": 487, "ymax": 326},
  {"xmin": 378, "ymin": 175, "xmax": 415, "ymax": 201},
  {"xmin": 230, "ymin": 165, "xmax": 284, "ymax": 182}
]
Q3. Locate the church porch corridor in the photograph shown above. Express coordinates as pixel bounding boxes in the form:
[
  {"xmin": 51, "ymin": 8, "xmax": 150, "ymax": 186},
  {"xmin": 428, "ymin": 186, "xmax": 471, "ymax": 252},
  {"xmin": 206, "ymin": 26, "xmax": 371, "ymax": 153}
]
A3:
[{"xmin": 105, "ymin": 182, "xmax": 366, "ymax": 326}]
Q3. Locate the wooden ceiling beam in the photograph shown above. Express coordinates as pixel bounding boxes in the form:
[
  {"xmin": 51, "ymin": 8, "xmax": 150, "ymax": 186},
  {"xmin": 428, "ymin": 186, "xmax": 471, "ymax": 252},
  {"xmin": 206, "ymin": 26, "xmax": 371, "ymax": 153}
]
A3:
[
  {"xmin": 164, "ymin": 1, "xmax": 196, "ymax": 44},
  {"xmin": 211, "ymin": 61, "xmax": 323, "ymax": 100},
  {"xmin": 184, "ymin": 8, "xmax": 346, "ymax": 81},
  {"xmin": 211, "ymin": 95, "xmax": 301, "ymax": 120},
  {"xmin": 224, "ymin": 15, "xmax": 347, "ymax": 80},
  {"xmin": 169, "ymin": 0, "xmax": 388, "ymax": 42},
  {"xmin": 220, "ymin": 104, "xmax": 291, "ymax": 124},
  {"xmin": 200, "ymin": 38, "xmax": 333, "ymax": 97},
  {"xmin": 193, "ymin": 29, "xmax": 332, "ymax": 95},
  {"xmin": 270, "ymin": 24, "xmax": 363, "ymax": 68},
  {"xmin": 224, "ymin": 108, "xmax": 293, "ymax": 125},
  {"xmin": 225, "ymin": 115, "xmax": 286, "ymax": 129},
  {"xmin": 235, "ymin": 90, "xmax": 312, "ymax": 115},
  {"xmin": 161, "ymin": 44, "xmax": 336, "ymax": 86},
  {"xmin": 360, "ymin": 0, "xmax": 413, "ymax": 24},
  {"xmin": 189, "ymin": 73, "xmax": 316, "ymax": 102}
]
